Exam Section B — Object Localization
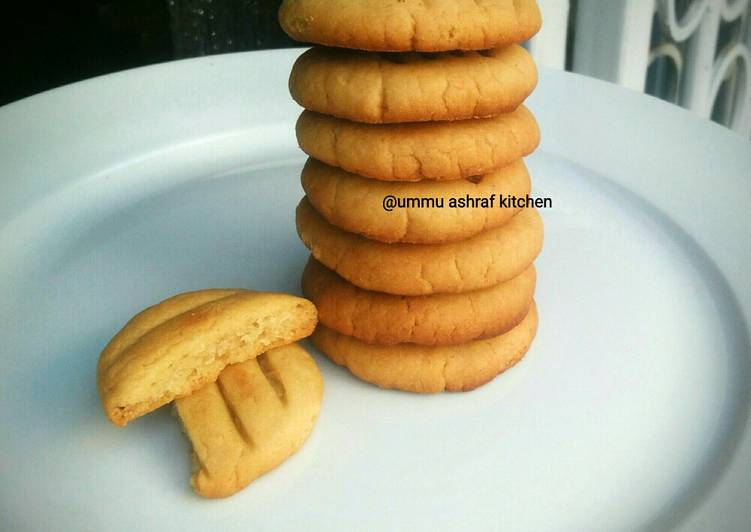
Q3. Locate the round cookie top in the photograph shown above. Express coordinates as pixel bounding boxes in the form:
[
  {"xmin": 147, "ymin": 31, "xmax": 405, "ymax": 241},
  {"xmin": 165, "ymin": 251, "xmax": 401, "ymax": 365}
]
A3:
[
  {"xmin": 312, "ymin": 302, "xmax": 538, "ymax": 393},
  {"xmin": 302, "ymin": 158, "xmax": 532, "ymax": 244},
  {"xmin": 289, "ymin": 45, "xmax": 537, "ymax": 123},
  {"xmin": 303, "ymin": 256, "xmax": 536, "ymax": 346},
  {"xmin": 296, "ymin": 197, "xmax": 544, "ymax": 296},
  {"xmin": 175, "ymin": 343, "xmax": 323, "ymax": 498},
  {"xmin": 296, "ymin": 106, "xmax": 540, "ymax": 182},
  {"xmin": 279, "ymin": 0, "xmax": 541, "ymax": 52}
]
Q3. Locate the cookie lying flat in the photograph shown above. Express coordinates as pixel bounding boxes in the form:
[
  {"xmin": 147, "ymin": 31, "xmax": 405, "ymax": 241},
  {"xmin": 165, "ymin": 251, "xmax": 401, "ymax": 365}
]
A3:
[
  {"xmin": 175, "ymin": 343, "xmax": 323, "ymax": 498},
  {"xmin": 312, "ymin": 302, "xmax": 538, "ymax": 393},
  {"xmin": 296, "ymin": 106, "xmax": 539, "ymax": 182},
  {"xmin": 289, "ymin": 45, "xmax": 537, "ymax": 123},
  {"xmin": 302, "ymin": 158, "xmax": 531, "ymax": 244},
  {"xmin": 303, "ymin": 256, "xmax": 536, "ymax": 346},
  {"xmin": 296, "ymin": 197, "xmax": 543, "ymax": 295},
  {"xmin": 97, "ymin": 290, "xmax": 317, "ymax": 427},
  {"xmin": 279, "ymin": 0, "xmax": 541, "ymax": 52}
]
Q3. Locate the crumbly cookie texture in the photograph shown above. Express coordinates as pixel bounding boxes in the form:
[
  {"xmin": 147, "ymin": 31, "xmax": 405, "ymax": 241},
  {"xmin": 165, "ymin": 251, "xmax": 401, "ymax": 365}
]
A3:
[
  {"xmin": 296, "ymin": 197, "xmax": 543, "ymax": 295},
  {"xmin": 312, "ymin": 302, "xmax": 538, "ymax": 393},
  {"xmin": 175, "ymin": 343, "xmax": 323, "ymax": 498},
  {"xmin": 302, "ymin": 157, "xmax": 531, "ymax": 244},
  {"xmin": 279, "ymin": 0, "xmax": 541, "ymax": 52},
  {"xmin": 97, "ymin": 290, "xmax": 317, "ymax": 427},
  {"xmin": 289, "ymin": 45, "xmax": 537, "ymax": 124},
  {"xmin": 303, "ymin": 256, "xmax": 536, "ymax": 346},
  {"xmin": 296, "ymin": 106, "xmax": 539, "ymax": 181}
]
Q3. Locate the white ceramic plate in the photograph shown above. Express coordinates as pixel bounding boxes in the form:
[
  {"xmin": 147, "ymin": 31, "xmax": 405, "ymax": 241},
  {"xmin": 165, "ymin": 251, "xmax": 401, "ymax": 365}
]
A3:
[{"xmin": 0, "ymin": 49, "xmax": 749, "ymax": 532}]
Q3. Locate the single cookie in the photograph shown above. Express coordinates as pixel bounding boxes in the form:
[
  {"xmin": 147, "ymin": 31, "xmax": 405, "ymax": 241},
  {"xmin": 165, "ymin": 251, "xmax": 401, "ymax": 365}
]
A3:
[
  {"xmin": 303, "ymin": 256, "xmax": 536, "ymax": 346},
  {"xmin": 279, "ymin": 0, "xmax": 541, "ymax": 52},
  {"xmin": 97, "ymin": 290, "xmax": 317, "ymax": 427},
  {"xmin": 296, "ymin": 197, "xmax": 543, "ymax": 296},
  {"xmin": 312, "ymin": 302, "xmax": 538, "ymax": 393},
  {"xmin": 302, "ymin": 157, "xmax": 531, "ymax": 244},
  {"xmin": 175, "ymin": 343, "xmax": 323, "ymax": 498},
  {"xmin": 289, "ymin": 45, "xmax": 537, "ymax": 124},
  {"xmin": 296, "ymin": 106, "xmax": 540, "ymax": 181}
]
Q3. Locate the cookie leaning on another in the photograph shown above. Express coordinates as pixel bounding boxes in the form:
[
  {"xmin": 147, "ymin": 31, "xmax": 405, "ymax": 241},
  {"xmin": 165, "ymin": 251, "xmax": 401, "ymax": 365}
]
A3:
[
  {"xmin": 296, "ymin": 106, "xmax": 540, "ymax": 181},
  {"xmin": 312, "ymin": 303, "xmax": 538, "ymax": 393},
  {"xmin": 297, "ymin": 197, "xmax": 543, "ymax": 295},
  {"xmin": 302, "ymin": 158, "xmax": 531, "ymax": 244},
  {"xmin": 303, "ymin": 256, "xmax": 536, "ymax": 346},
  {"xmin": 279, "ymin": 0, "xmax": 541, "ymax": 52},
  {"xmin": 97, "ymin": 290, "xmax": 317, "ymax": 427},
  {"xmin": 97, "ymin": 289, "xmax": 323, "ymax": 498},
  {"xmin": 176, "ymin": 343, "xmax": 323, "ymax": 498},
  {"xmin": 290, "ymin": 45, "xmax": 537, "ymax": 123}
]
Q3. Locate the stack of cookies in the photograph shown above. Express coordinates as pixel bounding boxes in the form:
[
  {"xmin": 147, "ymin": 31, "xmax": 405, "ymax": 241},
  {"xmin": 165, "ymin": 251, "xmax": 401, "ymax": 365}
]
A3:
[{"xmin": 280, "ymin": 0, "xmax": 544, "ymax": 393}]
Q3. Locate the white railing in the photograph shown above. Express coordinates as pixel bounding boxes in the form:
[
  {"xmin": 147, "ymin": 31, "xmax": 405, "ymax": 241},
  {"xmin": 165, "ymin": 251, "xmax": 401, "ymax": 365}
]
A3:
[{"xmin": 528, "ymin": 0, "xmax": 751, "ymax": 137}]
